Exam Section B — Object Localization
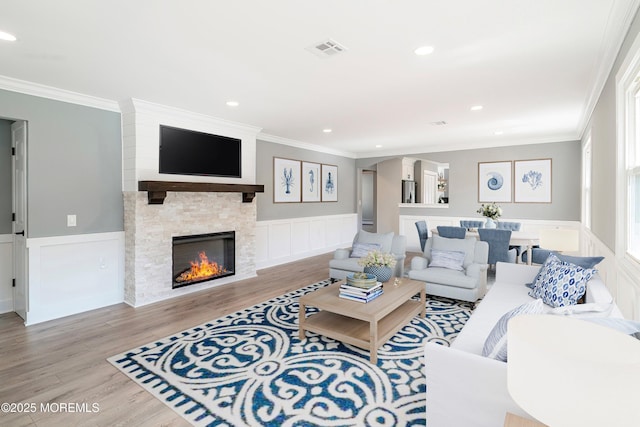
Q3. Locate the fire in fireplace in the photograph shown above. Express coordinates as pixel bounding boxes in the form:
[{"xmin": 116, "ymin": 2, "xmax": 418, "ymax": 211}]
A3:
[{"xmin": 172, "ymin": 231, "xmax": 235, "ymax": 288}]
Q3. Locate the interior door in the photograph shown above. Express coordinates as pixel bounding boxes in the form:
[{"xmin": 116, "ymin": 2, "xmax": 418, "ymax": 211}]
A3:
[
  {"xmin": 423, "ymin": 170, "xmax": 438, "ymax": 204},
  {"xmin": 12, "ymin": 121, "xmax": 27, "ymax": 321}
]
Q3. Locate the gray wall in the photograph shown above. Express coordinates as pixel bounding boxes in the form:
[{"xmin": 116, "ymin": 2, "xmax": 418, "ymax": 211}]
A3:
[
  {"xmin": 256, "ymin": 140, "xmax": 357, "ymax": 221},
  {"xmin": 0, "ymin": 119, "xmax": 11, "ymax": 234},
  {"xmin": 357, "ymin": 140, "xmax": 581, "ymax": 230},
  {"xmin": 585, "ymin": 8, "xmax": 640, "ymax": 251},
  {"xmin": 0, "ymin": 89, "xmax": 123, "ymax": 238}
]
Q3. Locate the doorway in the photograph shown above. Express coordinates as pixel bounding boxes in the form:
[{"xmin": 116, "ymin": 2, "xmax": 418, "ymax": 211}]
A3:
[
  {"xmin": 12, "ymin": 120, "xmax": 27, "ymax": 321},
  {"xmin": 360, "ymin": 170, "xmax": 376, "ymax": 232}
]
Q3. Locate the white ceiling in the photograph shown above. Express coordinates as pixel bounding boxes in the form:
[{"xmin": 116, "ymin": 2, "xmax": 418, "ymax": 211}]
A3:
[{"xmin": 1, "ymin": 0, "xmax": 638, "ymax": 158}]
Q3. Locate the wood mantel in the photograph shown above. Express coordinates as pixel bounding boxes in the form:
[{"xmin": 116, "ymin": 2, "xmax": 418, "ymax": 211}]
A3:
[{"xmin": 138, "ymin": 180, "xmax": 265, "ymax": 204}]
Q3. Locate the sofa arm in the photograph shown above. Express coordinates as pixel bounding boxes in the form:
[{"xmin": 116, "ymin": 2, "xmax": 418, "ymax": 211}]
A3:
[
  {"xmin": 333, "ymin": 248, "xmax": 350, "ymax": 260},
  {"xmin": 411, "ymin": 256, "xmax": 428, "ymax": 271},
  {"xmin": 465, "ymin": 262, "xmax": 488, "ymax": 279},
  {"xmin": 425, "ymin": 342, "xmax": 532, "ymax": 427}
]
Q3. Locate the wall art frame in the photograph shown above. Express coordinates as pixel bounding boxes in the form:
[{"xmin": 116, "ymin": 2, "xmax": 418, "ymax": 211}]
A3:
[
  {"xmin": 514, "ymin": 158, "xmax": 552, "ymax": 203},
  {"xmin": 321, "ymin": 163, "xmax": 338, "ymax": 202},
  {"xmin": 478, "ymin": 161, "xmax": 512, "ymax": 203},
  {"xmin": 301, "ymin": 161, "xmax": 321, "ymax": 202},
  {"xmin": 273, "ymin": 157, "xmax": 301, "ymax": 203}
]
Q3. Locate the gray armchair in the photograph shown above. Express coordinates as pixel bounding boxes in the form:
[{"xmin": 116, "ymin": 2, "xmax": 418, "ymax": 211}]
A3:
[
  {"xmin": 408, "ymin": 235, "xmax": 489, "ymax": 302},
  {"xmin": 329, "ymin": 230, "xmax": 406, "ymax": 280}
]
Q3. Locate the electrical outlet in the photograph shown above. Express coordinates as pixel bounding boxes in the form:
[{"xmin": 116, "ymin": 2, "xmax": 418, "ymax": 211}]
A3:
[{"xmin": 67, "ymin": 214, "xmax": 77, "ymax": 227}]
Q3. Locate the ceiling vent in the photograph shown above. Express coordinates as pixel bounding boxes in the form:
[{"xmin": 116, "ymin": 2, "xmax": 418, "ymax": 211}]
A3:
[
  {"xmin": 429, "ymin": 121, "xmax": 448, "ymax": 126},
  {"xmin": 306, "ymin": 39, "xmax": 347, "ymax": 58}
]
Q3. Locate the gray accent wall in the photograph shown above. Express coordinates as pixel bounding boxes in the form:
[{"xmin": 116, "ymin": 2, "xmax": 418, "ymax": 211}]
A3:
[
  {"xmin": 0, "ymin": 89, "xmax": 123, "ymax": 238},
  {"xmin": 585, "ymin": 8, "xmax": 640, "ymax": 251},
  {"xmin": 256, "ymin": 140, "xmax": 357, "ymax": 221},
  {"xmin": 0, "ymin": 119, "xmax": 11, "ymax": 234},
  {"xmin": 357, "ymin": 140, "xmax": 581, "ymax": 231}
]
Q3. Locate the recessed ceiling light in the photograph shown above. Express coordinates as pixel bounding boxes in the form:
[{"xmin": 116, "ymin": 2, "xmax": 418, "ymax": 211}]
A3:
[
  {"xmin": 494, "ymin": 130, "xmax": 504, "ymax": 135},
  {"xmin": 414, "ymin": 46, "xmax": 434, "ymax": 56},
  {"xmin": 470, "ymin": 105, "xmax": 483, "ymax": 111},
  {"xmin": 0, "ymin": 31, "xmax": 17, "ymax": 42},
  {"xmin": 375, "ymin": 144, "xmax": 383, "ymax": 148},
  {"xmin": 323, "ymin": 128, "xmax": 332, "ymax": 133},
  {"xmin": 226, "ymin": 101, "xmax": 239, "ymax": 107}
]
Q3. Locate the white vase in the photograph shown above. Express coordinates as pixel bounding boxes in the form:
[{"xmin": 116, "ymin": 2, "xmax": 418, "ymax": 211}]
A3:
[{"xmin": 485, "ymin": 218, "xmax": 497, "ymax": 229}]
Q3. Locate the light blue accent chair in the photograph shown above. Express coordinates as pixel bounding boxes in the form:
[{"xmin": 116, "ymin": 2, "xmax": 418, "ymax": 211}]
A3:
[
  {"xmin": 408, "ymin": 235, "xmax": 489, "ymax": 302},
  {"xmin": 460, "ymin": 220, "xmax": 484, "ymax": 230},
  {"xmin": 329, "ymin": 230, "xmax": 406, "ymax": 280},
  {"xmin": 477, "ymin": 228, "xmax": 517, "ymax": 266},
  {"xmin": 415, "ymin": 220, "xmax": 429, "ymax": 252},
  {"xmin": 436, "ymin": 226, "xmax": 466, "ymax": 239}
]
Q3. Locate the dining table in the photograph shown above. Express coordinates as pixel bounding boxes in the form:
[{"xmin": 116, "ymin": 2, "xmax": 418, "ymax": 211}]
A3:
[{"xmin": 431, "ymin": 228, "xmax": 540, "ymax": 265}]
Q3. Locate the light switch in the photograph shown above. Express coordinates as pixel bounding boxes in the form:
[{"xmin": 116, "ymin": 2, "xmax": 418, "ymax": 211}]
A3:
[{"xmin": 67, "ymin": 214, "xmax": 77, "ymax": 227}]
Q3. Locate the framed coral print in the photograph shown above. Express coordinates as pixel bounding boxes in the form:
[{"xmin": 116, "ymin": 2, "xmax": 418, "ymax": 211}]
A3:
[
  {"xmin": 514, "ymin": 159, "xmax": 552, "ymax": 203},
  {"xmin": 321, "ymin": 164, "xmax": 338, "ymax": 202},
  {"xmin": 478, "ymin": 161, "xmax": 512, "ymax": 203},
  {"xmin": 302, "ymin": 161, "xmax": 321, "ymax": 202},
  {"xmin": 273, "ymin": 157, "xmax": 301, "ymax": 203}
]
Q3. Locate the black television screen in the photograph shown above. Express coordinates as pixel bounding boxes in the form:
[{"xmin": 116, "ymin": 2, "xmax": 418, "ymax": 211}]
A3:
[{"xmin": 159, "ymin": 125, "xmax": 242, "ymax": 178}]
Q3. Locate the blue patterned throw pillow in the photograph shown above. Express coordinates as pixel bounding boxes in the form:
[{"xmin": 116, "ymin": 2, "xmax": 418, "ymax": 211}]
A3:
[
  {"xmin": 529, "ymin": 254, "xmax": 596, "ymax": 307},
  {"xmin": 429, "ymin": 249, "xmax": 466, "ymax": 271},
  {"xmin": 482, "ymin": 299, "xmax": 545, "ymax": 362}
]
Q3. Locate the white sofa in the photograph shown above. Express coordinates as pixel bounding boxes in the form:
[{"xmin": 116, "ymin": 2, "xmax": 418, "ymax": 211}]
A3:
[{"xmin": 425, "ymin": 262, "xmax": 621, "ymax": 427}]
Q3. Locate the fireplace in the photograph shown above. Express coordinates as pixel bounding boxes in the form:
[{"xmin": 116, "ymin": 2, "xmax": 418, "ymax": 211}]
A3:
[{"xmin": 172, "ymin": 231, "xmax": 235, "ymax": 289}]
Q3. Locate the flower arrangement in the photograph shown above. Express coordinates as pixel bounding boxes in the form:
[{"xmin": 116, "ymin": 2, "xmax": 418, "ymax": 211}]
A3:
[
  {"xmin": 358, "ymin": 250, "xmax": 397, "ymax": 268},
  {"xmin": 477, "ymin": 202, "xmax": 502, "ymax": 220}
]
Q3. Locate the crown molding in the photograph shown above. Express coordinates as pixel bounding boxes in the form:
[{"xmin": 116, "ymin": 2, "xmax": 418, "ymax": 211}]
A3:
[
  {"xmin": 0, "ymin": 74, "xmax": 120, "ymax": 112},
  {"xmin": 577, "ymin": 0, "xmax": 640, "ymax": 139},
  {"xmin": 258, "ymin": 133, "xmax": 357, "ymax": 158}
]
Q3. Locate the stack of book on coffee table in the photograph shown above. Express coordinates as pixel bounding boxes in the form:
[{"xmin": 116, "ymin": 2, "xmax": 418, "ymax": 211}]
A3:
[{"xmin": 339, "ymin": 273, "xmax": 384, "ymax": 303}]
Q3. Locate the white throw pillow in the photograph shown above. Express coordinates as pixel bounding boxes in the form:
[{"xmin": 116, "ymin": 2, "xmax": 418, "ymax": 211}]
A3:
[
  {"xmin": 430, "ymin": 235, "xmax": 476, "ymax": 267},
  {"xmin": 428, "ymin": 249, "xmax": 466, "ymax": 271},
  {"xmin": 482, "ymin": 299, "xmax": 545, "ymax": 362},
  {"xmin": 350, "ymin": 242, "xmax": 382, "ymax": 258}
]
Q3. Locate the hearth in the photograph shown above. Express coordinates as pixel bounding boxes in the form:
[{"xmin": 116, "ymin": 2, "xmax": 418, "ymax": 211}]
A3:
[{"xmin": 172, "ymin": 231, "xmax": 235, "ymax": 289}]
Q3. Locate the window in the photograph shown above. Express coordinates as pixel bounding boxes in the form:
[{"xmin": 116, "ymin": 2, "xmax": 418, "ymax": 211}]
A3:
[{"xmin": 617, "ymin": 40, "xmax": 640, "ymax": 264}]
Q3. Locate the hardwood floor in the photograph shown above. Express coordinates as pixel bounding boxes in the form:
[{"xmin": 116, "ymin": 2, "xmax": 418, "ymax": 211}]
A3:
[{"xmin": 0, "ymin": 252, "xmax": 341, "ymax": 427}]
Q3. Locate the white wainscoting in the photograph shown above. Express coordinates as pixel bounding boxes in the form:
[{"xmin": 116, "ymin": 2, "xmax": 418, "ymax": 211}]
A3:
[
  {"xmin": 582, "ymin": 227, "xmax": 640, "ymax": 321},
  {"xmin": 256, "ymin": 214, "xmax": 358, "ymax": 270},
  {"xmin": 0, "ymin": 235, "xmax": 13, "ymax": 314},
  {"xmin": 25, "ymin": 231, "xmax": 125, "ymax": 325}
]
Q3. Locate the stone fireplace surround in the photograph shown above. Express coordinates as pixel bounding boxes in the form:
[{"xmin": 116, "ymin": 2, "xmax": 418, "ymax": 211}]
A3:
[
  {"xmin": 121, "ymin": 98, "xmax": 263, "ymax": 307},
  {"xmin": 124, "ymin": 191, "xmax": 257, "ymax": 306}
]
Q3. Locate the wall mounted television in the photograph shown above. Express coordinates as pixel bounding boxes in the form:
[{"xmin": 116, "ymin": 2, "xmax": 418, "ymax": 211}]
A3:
[{"xmin": 159, "ymin": 125, "xmax": 242, "ymax": 178}]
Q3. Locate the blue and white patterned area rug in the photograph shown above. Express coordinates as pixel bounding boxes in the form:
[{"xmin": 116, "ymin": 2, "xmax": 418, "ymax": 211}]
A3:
[{"xmin": 108, "ymin": 279, "xmax": 472, "ymax": 426}]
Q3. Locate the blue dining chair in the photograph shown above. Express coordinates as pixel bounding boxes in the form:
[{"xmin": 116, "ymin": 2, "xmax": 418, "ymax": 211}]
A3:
[
  {"xmin": 415, "ymin": 220, "xmax": 429, "ymax": 252},
  {"xmin": 436, "ymin": 226, "xmax": 466, "ymax": 239},
  {"xmin": 477, "ymin": 228, "xmax": 517, "ymax": 266},
  {"xmin": 460, "ymin": 220, "xmax": 484, "ymax": 230},
  {"xmin": 496, "ymin": 221, "xmax": 521, "ymax": 231}
]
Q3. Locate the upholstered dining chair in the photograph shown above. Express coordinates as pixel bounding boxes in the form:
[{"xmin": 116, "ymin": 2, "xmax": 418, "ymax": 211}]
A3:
[
  {"xmin": 496, "ymin": 221, "xmax": 521, "ymax": 231},
  {"xmin": 477, "ymin": 228, "xmax": 517, "ymax": 266},
  {"xmin": 496, "ymin": 221, "xmax": 523, "ymax": 255},
  {"xmin": 415, "ymin": 220, "xmax": 429, "ymax": 252},
  {"xmin": 436, "ymin": 226, "xmax": 466, "ymax": 239},
  {"xmin": 459, "ymin": 220, "xmax": 484, "ymax": 230}
]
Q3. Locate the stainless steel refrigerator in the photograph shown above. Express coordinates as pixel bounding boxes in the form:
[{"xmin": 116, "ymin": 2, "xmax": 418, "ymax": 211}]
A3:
[{"xmin": 402, "ymin": 180, "xmax": 416, "ymax": 203}]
